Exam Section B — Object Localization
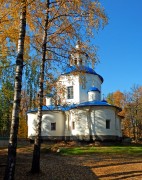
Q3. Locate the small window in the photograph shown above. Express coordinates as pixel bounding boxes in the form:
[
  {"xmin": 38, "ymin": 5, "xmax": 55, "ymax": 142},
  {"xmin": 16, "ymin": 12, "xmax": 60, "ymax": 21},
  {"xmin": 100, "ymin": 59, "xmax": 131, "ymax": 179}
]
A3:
[
  {"xmin": 67, "ymin": 86, "xmax": 73, "ymax": 99},
  {"xmin": 106, "ymin": 120, "xmax": 110, "ymax": 129},
  {"xmin": 51, "ymin": 123, "xmax": 56, "ymax": 131},
  {"xmin": 80, "ymin": 59, "xmax": 83, "ymax": 65},
  {"xmin": 74, "ymin": 58, "xmax": 77, "ymax": 65},
  {"xmin": 72, "ymin": 121, "xmax": 75, "ymax": 130}
]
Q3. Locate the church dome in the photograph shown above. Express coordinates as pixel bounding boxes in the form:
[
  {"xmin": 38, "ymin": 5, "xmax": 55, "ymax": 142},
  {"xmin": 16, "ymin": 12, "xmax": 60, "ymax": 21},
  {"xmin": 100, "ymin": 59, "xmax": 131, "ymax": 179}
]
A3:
[
  {"xmin": 101, "ymin": 99, "xmax": 108, "ymax": 103},
  {"xmin": 88, "ymin": 87, "xmax": 101, "ymax": 101},
  {"xmin": 88, "ymin": 87, "xmax": 100, "ymax": 92},
  {"xmin": 62, "ymin": 65, "xmax": 103, "ymax": 82}
]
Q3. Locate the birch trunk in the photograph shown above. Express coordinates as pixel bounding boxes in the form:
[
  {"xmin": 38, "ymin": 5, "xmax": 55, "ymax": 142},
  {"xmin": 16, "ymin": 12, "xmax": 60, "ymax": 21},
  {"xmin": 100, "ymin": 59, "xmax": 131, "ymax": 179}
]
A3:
[
  {"xmin": 4, "ymin": 1, "xmax": 27, "ymax": 180},
  {"xmin": 31, "ymin": 0, "xmax": 49, "ymax": 174}
]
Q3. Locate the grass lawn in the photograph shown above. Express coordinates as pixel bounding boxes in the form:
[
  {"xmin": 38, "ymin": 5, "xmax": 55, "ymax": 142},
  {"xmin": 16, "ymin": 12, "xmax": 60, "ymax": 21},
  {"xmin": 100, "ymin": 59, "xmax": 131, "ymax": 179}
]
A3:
[{"xmin": 58, "ymin": 144, "xmax": 142, "ymax": 156}]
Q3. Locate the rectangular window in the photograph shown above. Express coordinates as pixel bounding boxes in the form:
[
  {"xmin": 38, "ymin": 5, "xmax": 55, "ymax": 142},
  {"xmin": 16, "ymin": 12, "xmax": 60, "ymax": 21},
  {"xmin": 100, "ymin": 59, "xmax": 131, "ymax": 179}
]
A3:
[
  {"xmin": 72, "ymin": 121, "xmax": 75, "ymax": 130},
  {"xmin": 67, "ymin": 86, "xmax": 73, "ymax": 99},
  {"xmin": 51, "ymin": 123, "xmax": 56, "ymax": 131},
  {"xmin": 106, "ymin": 120, "xmax": 110, "ymax": 129}
]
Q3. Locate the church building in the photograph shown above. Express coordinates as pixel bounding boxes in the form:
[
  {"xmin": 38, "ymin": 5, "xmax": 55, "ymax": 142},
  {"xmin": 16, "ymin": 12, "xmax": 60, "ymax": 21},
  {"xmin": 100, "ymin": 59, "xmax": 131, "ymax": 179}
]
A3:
[{"xmin": 27, "ymin": 44, "xmax": 123, "ymax": 142}]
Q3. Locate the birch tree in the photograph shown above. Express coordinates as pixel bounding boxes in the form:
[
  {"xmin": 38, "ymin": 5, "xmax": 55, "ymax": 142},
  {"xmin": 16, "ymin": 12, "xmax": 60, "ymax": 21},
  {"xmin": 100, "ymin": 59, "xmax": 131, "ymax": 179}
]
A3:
[
  {"xmin": 3, "ymin": 0, "xmax": 27, "ymax": 179},
  {"xmin": 31, "ymin": 0, "xmax": 50, "ymax": 173}
]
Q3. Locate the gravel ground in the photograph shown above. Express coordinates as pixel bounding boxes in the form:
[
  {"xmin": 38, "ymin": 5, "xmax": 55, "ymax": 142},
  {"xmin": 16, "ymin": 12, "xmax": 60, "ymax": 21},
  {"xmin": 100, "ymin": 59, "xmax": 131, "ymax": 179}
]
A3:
[{"xmin": 0, "ymin": 144, "xmax": 142, "ymax": 180}]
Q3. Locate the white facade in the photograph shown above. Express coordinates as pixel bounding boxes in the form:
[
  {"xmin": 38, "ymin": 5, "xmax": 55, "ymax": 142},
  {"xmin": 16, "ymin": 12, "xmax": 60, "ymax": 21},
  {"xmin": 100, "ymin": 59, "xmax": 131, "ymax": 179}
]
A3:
[
  {"xmin": 27, "ymin": 44, "xmax": 123, "ymax": 141},
  {"xmin": 27, "ymin": 111, "xmax": 65, "ymax": 140}
]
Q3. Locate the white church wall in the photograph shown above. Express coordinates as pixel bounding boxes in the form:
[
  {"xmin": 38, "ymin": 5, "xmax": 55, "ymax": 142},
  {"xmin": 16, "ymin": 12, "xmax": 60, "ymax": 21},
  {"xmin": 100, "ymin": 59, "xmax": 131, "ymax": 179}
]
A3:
[
  {"xmin": 79, "ymin": 74, "xmax": 102, "ymax": 103},
  {"xmin": 68, "ymin": 106, "xmax": 122, "ymax": 140},
  {"xmin": 27, "ymin": 113, "xmax": 37, "ymax": 139},
  {"xmin": 27, "ymin": 111, "xmax": 65, "ymax": 139},
  {"xmin": 57, "ymin": 75, "xmax": 80, "ymax": 104},
  {"xmin": 57, "ymin": 73, "xmax": 102, "ymax": 104},
  {"xmin": 64, "ymin": 112, "xmax": 71, "ymax": 136},
  {"xmin": 93, "ymin": 107, "xmax": 118, "ymax": 136},
  {"xmin": 70, "ymin": 109, "xmax": 90, "ymax": 138},
  {"xmin": 41, "ymin": 111, "xmax": 65, "ymax": 137},
  {"xmin": 27, "ymin": 106, "xmax": 122, "ymax": 141},
  {"xmin": 115, "ymin": 116, "xmax": 122, "ymax": 137}
]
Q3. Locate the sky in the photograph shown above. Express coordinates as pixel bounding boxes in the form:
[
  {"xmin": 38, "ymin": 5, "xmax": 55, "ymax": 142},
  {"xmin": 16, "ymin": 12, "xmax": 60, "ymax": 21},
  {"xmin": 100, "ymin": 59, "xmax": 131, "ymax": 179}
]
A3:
[{"xmin": 94, "ymin": 0, "xmax": 142, "ymax": 97}]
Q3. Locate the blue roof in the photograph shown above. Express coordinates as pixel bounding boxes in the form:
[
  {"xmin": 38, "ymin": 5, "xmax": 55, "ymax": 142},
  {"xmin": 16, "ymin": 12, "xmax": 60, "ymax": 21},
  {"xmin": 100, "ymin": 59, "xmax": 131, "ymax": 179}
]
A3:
[
  {"xmin": 62, "ymin": 65, "xmax": 103, "ymax": 82},
  {"xmin": 101, "ymin": 99, "xmax": 108, "ymax": 103},
  {"xmin": 27, "ymin": 105, "xmax": 76, "ymax": 113},
  {"xmin": 75, "ymin": 100, "xmax": 121, "ymax": 111},
  {"xmin": 76, "ymin": 100, "xmax": 111, "ymax": 107},
  {"xmin": 88, "ymin": 87, "xmax": 100, "ymax": 92},
  {"xmin": 27, "ymin": 100, "xmax": 121, "ymax": 113},
  {"xmin": 27, "ymin": 105, "xmax": 61, "ymax": 112},
  {"xmin": 46, "ymin": 93, "xmax": 54, "ymax": 97}
]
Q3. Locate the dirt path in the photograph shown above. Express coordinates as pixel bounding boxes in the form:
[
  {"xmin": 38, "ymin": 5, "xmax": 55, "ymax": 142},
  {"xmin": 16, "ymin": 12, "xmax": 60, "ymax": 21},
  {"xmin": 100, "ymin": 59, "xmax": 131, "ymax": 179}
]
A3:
[{"xmin": 0, "ymin": 146, "xmax": 142, "ymax": 180}]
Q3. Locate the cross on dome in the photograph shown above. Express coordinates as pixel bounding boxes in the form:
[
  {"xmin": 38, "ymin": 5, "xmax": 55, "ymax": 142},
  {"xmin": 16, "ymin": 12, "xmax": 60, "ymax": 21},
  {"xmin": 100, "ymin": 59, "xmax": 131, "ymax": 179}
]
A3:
[{"xmin": 75, "ymin": 40, "xmax": 80, "ymax": 49}]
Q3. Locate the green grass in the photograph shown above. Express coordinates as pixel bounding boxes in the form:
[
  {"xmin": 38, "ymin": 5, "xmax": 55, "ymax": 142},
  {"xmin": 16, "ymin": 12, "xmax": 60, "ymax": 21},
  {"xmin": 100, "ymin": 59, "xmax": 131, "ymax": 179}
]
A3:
[{"xmin": 60, "ymin": 145, "xmax": 142, "ymax": 155}]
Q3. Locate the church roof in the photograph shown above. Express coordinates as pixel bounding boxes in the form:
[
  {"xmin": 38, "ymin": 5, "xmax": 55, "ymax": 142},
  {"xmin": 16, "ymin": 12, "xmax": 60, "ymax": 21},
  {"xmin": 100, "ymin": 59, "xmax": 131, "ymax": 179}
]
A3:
[
  {"xmin": 27, "ymin": 105, "xmax": 63, "ymax": 112},
  {"xmin": 46, "ymin": 93, "xmax": 54, "ymax": 97},
  {"xmin": 27, "ymin": 100, "xmax": 121, "ymax": 113},
  {"xmin": 73, "ymin": 100, "xmax": 121, "ymax": 111},
  {"xmin": 88, "ymin": 87, "xmax": 100, "ymax": 92},
  {"xmin": 61, "ymin": 65, "xmax": 103, "ymax": 82}
]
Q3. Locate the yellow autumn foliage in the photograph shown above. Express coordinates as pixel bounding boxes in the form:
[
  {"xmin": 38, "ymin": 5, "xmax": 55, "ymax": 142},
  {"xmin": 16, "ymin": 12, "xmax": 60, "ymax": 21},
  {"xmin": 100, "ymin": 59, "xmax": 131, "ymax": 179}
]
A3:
[{"xmin": 18, "ymin": 114, "xmax": 28, "ymax": 138}]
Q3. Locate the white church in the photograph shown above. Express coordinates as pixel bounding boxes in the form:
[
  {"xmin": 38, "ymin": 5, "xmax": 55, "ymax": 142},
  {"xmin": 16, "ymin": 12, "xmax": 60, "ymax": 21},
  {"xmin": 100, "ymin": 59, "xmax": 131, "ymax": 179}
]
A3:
[{"xmin": 27, "ymin": 44, "xmax": 123, "ymax": 142}]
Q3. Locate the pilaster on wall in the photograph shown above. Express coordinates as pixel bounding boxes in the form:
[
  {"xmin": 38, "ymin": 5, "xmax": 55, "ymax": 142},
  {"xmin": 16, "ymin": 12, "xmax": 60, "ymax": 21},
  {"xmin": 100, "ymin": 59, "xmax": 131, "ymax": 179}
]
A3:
[{"xmin": 64, "ymin": 112, "xmax": 71, "ymax": 136}]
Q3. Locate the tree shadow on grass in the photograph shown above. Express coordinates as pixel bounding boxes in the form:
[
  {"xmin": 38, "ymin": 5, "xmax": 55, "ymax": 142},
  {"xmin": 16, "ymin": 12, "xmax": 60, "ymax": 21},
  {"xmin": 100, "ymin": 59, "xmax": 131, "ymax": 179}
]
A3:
[
  {"xmin": 99, "ymin": 171, "xmax": 142, "ymax": 180},
  {"xmin": 91, "ymin": 159, "xmax": 142, "ymax": 169},
  {"xmin": 0, "ymin": 148, "xmax": 99, "ymax": 180},
  {"xmin": 23, "ymin": 154, "xmax": 98, "ymax": 180},
  {"xmin": 81, "ymin": 153, "xmax": 142, "ymax": 180}
]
